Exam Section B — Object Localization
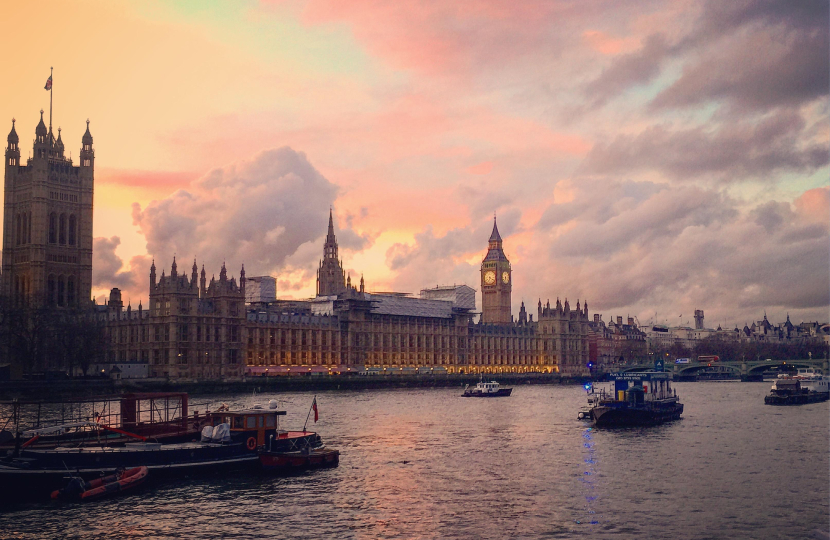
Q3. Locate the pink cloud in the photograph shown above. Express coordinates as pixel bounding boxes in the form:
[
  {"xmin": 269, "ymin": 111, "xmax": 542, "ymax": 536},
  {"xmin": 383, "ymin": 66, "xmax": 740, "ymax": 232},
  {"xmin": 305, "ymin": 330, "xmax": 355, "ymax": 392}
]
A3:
[
  {"xmin": 794, "ymin": 186, "xmax": 830, "ymax": 223},
  {"xmin": 286, "ymin": 0, "xmax": 584, "ymax": 76},
  {"xmin": 466, "ymin": 161, "xmax": 493, "ymax": 175},
  {"xmin": 583, "ymin": 30, "xmax": 641, "ymax": 55},
  {"xmin": 98, "ymin": 167, "xmax": 196, "ymax": 189}
]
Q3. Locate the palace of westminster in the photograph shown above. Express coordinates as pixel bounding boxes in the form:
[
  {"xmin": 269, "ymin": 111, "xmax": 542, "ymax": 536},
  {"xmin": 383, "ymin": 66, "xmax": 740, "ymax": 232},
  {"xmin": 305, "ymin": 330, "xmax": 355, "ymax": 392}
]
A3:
[{"xmin": 2, "ymin": 108, "xmax": 590, "ymax": 380}]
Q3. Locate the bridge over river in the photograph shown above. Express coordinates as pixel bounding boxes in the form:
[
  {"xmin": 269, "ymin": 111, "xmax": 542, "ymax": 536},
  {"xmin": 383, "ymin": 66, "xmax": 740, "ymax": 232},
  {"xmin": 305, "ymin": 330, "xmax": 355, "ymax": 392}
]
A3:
[{"xmin": 613, "ymin": 357, "xmax": 829, "ymax": 381}]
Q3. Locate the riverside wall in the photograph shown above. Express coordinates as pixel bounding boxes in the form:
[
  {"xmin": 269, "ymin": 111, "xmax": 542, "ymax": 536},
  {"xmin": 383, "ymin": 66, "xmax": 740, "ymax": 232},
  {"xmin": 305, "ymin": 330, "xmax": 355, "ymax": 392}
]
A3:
[{"xmin": 0, "ymin": 373, "xmax": 588, "ymax": 400}]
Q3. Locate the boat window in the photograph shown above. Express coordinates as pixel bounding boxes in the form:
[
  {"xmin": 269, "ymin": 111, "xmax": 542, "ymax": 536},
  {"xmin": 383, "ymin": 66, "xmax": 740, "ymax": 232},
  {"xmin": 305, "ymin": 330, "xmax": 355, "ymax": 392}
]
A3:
[
  {"xmin": 233, "ymin": 416, "xmax": 244, "ymax": 429},
  {"xmin": 266, "ymin": 415, "xmax": 275, "ymax": 428},
  {"xmin": 246, "ymin": 416, "xmax": 256, "ymax": 428},
  {"xmin": 259, "ymin": 416, "xmax": 264, "ymax": 427}
]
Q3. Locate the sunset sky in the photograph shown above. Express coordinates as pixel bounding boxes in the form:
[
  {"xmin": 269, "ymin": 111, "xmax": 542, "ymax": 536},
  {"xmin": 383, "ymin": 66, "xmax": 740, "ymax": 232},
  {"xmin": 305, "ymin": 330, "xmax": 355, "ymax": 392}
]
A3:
[{"xmin": 2, "ymin": 0, "xmax": 828, "ymax": 328}]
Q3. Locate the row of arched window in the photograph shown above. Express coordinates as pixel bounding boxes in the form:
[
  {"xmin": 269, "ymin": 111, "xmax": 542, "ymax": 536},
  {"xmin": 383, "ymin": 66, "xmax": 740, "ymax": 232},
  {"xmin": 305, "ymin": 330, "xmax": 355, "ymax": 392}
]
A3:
[
  {"xmin": 15, "ymin": 212, "xmax": 31, "ymax": 245},
  {"xmin": 48, "ymin": 213, "xmax": 77, "ymax": 245},
  {"xmin": 14, "ymin": 212, "xmax": 78, "ymax": 246},
  {"xmin": 47, "ymin": 274, "xmax": 76, "ymax": 306}
]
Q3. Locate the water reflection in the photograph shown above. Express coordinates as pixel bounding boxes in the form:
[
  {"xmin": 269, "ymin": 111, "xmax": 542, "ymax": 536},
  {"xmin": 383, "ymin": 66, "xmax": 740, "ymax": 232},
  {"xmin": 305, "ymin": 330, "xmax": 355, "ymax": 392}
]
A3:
[{"xmin": 579, "ymin": 427, "xmax": 600, "ymax": 527}]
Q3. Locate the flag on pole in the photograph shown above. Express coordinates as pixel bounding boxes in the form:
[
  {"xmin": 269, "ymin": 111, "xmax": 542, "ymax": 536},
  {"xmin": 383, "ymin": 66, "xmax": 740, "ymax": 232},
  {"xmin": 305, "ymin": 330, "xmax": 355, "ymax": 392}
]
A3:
[
  {"xmin": 312, "ymin": 397, "xmax": 318, "ymax": 423},
  {"xmin": 44, "ymin": 75, "xmax": 52, "ymax": 91}
]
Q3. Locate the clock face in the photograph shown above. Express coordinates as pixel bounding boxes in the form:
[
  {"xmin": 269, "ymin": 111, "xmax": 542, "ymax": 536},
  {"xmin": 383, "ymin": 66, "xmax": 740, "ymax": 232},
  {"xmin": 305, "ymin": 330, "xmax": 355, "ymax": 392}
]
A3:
[
  {"xmin": 502, "ymin": 271, "xmax": 510, "ymax": 284},
  {"xmin": 484, "ymin": 271, "xmax": 496, "ymax": 285}
]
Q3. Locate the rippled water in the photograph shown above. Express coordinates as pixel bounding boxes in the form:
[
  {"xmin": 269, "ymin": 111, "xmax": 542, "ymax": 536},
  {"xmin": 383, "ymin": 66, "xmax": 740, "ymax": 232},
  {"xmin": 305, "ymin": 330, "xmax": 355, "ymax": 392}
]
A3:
[{"xmin": 0, "ymin": 382, "xmax": 827, "ymax": 539}]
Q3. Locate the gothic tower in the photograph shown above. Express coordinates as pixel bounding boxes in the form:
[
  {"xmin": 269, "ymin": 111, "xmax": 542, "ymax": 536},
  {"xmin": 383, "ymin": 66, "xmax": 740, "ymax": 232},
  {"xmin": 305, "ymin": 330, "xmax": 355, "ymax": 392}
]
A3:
[
  {"xmin": 2, "ymin": 113, "xmax": 94, "ymax": 306},
  {"xmin": 480, "ymin": 216, "xmax": 512, "ymax": 324},
  {"xmin": 316, "ymin": 209, "xmax": 346, "ymax": 296}
]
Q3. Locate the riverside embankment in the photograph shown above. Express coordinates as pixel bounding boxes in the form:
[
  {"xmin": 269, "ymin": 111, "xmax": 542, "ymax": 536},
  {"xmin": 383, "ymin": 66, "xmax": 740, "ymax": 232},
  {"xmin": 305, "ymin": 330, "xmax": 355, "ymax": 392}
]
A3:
[{"xmin": 0, "ymin": 372, "xmax": 588, "ymax": 400}]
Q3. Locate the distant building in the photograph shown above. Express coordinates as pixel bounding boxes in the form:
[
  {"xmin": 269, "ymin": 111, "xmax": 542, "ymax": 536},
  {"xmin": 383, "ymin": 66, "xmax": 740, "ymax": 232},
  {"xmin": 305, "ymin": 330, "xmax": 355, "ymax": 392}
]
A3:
[
  {"xmin": 588, "ymin": 315, "xmax": 647, "ymax": 368},
  {"xmin": 245, "ymin": 276, "xmax": 277, "ymax": 304},
  {"xmin": 420, "ymin": 285, "xmax": 476, "ymax": 310}
]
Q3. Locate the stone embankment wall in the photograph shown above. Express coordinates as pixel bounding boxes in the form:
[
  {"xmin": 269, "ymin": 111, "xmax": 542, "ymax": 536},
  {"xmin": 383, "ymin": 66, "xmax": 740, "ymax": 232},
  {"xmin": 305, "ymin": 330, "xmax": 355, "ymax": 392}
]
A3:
[{"xmin": 0, "ymin": 373, "xmax": 585, "ymax": 399}]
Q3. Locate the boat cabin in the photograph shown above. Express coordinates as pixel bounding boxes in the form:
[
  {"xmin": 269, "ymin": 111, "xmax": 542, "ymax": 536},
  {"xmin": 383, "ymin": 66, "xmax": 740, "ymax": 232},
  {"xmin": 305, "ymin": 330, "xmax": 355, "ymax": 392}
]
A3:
[
  {"xmin": 611, "ymin": 372, "xmax": 675, "ymax": 404},
  {"xmin": 477, "ymin": 381, "xmax": 501, "ymax": 394},
  {"xmin": 770, "ymin": 378, "xmax": 801, "ymax": 393},
  {"xmin": 209, "ymin": 408, "xmax": 287, "ymax": 447}
]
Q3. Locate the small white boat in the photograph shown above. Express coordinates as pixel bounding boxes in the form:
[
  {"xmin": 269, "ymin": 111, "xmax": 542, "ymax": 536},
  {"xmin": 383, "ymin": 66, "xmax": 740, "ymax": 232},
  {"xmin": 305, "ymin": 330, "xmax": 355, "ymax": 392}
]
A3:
[
  {"xmin": 793, "ymin": 368, "xmax": 829, "ymax": 394},
  {"xmin": 461, "ymin": 380, "xmax": 512, "ymax": 397}
]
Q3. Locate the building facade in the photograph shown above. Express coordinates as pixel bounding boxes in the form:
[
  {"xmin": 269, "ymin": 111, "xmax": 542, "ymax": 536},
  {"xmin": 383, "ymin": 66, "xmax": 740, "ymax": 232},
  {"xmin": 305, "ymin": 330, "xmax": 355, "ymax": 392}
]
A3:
[
  {"xmin": 98, "ymin": 213, "xmax": 591, "ymax": 379},
  {"xmin": 244, "ymin": 214, "xmax": 589, "ymax": 377},
  {"xmin": 100, "ymin": 259, "xmax": 246, "ymax": 379},
  {"xmin": 588, "ymin": 315, "xmax": 647, "ymax": 368},
  {"xmin": 2, "ymin": 114, "xmax": 93, "ymax": 306}
]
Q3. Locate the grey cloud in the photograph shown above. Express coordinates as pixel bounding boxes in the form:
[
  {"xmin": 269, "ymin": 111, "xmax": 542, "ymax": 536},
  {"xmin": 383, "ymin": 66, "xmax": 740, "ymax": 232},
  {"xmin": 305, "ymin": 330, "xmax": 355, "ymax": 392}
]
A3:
[
  {"xmin": 580, "ymin": 110, "xmax": 828, "ymax": 181},
  {"xmin": 93, "ymin": 236, "xmax": 136, "ymax": 290},
  {"xmin": 583, "ymin": 1, "xmax": 828, "ymax": 111},
  {"xmin": 518, "ymin": 180, "xmax": 829, "ymax": 323},
  {"xmin": 652, "ymin": 26, "xmax": 829, "ymax": 112},
  {"xmin": 689, "ymin": 0, "xmax": 828, "ymax": 46},
  {"xmin": 537, "ymin": 178, "xmax": 666, "ymax": 229},
  {"xmin": 377, "ymin": 177, "xmax": 828, "ymax": 323},
  {"xmin": 132, "ymin": 147, "xmax": 371, "ymax": 280},
  {"xmin": 584, "ymin": 34, "xmax": 671, "ymax": 107},
  {"xmin": 750, "ymin": 201, "xmax": 793, "ymax": 233},
  {"xmin": 549, "ymin": 186, "xmax": 736, "ymax": 259},
  {"xmin": 385, "ymin": 209, "xmax": 522, "ymax": 299},
  {"xmin": 92, "ymin": 236, "xmax": 152, "ymax": 299}
]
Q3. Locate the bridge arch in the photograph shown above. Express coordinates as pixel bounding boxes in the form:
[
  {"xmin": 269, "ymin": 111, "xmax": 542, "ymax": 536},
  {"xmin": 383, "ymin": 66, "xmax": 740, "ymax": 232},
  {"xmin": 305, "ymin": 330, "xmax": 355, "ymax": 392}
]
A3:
[
  {"xmin": 745, "ymin": 360, "xmax": 818, "ymax": 375},
  {"xmin": 675, "ymin": 364, "xmax": 742, "ymax": 376}
]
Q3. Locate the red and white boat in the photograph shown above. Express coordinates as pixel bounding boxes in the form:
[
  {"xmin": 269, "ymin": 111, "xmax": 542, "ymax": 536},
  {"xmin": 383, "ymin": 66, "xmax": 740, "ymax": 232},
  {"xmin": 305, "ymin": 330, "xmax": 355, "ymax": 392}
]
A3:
[
  {"xmin": 258, "ymin": 431, "xmax": 340, "ymax": 470},
  {"xmin": 51, "ymin": 466, "xmax": 148, "ymax": 501}
]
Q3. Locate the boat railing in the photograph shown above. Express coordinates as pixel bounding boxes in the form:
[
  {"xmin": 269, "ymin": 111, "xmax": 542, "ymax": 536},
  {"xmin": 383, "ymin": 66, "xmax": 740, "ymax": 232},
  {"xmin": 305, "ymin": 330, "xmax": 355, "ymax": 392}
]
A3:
[{"xmin": 1, "ymin": 393, "xmax": 210, "ymax": 444}]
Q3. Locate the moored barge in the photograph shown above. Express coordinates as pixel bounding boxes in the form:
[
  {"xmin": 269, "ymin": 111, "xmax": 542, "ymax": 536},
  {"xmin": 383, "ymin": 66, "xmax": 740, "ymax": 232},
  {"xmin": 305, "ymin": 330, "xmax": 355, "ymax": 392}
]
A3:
[
  {"xmin": 765, "ymin": 370, "xmax": 829, "ymax": 405},
  {"xmin": 0, "ymin": 401, "xmax": 313, "ymax": 500},
  {"xmin": 590, "ymin": 371, "xmax": 683, "ymax": 428}
]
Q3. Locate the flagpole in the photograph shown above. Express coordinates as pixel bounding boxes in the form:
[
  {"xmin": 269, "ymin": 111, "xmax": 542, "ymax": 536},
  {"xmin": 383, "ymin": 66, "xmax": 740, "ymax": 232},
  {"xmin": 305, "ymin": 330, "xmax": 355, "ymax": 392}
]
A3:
[
  {"xmin": 302, "ymin": 395, "xmax": 316, "ymax": 432},
  {"xmin": 49, "ymin": 67, "xmax": 53, "ymax": 134}
]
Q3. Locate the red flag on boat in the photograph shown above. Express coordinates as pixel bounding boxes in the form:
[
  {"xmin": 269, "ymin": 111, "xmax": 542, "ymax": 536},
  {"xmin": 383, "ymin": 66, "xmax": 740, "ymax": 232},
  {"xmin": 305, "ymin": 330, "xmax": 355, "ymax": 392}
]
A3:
[{"xmin": 312, "ymin": 396, "xmax": 318, "ymax": 423}]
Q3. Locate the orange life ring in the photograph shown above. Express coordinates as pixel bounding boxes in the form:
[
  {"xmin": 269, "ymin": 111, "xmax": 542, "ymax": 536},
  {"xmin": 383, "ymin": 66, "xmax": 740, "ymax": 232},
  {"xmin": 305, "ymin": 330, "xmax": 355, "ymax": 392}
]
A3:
[{"xmin": 246, "ymin": 437, "xmax": 257, "ymax": 451}]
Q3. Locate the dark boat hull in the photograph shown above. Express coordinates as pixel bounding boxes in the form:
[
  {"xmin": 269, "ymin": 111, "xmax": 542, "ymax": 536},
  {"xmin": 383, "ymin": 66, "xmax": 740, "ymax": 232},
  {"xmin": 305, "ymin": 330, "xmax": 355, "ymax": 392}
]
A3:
[
  {"xmin": 0, "ymin": 451, "xmax": 259, "ymax": 502},
  {"xmin": 259, "ymin": 448, "xmax": 340, "ymax": 470},
  {"xmin": 764, "ymin": 392, "xmax": 829, "ymax": 405},
  {"xmin": 592, "ymin": 402, "xmax": 683, "ymax": 427},
  {"xmin": 0, "ymin": 431, "xmax": 324, "ymax": 501},
  {"xmin": 461, "ymin": 388, "xmax": 512, "ymax": 397}
]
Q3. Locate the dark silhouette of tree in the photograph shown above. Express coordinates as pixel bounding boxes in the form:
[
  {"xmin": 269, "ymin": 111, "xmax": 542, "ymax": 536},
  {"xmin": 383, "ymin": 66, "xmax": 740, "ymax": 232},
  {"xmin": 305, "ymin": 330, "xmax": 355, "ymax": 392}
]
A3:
[{"xmin": 0, "ymin": 296, "xmax": 105, "ymax": 378}]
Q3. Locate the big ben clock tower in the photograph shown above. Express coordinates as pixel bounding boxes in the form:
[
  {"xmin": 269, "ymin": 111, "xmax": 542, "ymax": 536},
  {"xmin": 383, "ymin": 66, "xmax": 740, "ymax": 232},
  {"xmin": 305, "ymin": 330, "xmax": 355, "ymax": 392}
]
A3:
[{"xmin": 480, "ymin": 216, "xmax": 512, "ymax": 324}]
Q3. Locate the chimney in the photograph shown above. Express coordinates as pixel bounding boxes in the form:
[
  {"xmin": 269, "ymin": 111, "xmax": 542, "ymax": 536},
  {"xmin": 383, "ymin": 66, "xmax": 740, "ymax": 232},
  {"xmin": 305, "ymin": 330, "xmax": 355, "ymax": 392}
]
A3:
[{"xmin": 617, "ymin": 316, "xmax": 623, "ymax": 325}]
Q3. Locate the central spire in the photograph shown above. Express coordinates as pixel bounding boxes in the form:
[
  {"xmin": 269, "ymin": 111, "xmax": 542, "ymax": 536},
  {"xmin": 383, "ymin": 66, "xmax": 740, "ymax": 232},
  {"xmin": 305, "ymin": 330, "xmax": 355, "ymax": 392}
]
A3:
[
  {"xmin": 327, "ymin": 207, "xmax": 335, "ymax": 240},
  {"xmin": 323, "ymin": 208, "xmax": 339, "ymax": 261},
  {"xmin": 317, "ymin": 208, "xmax": 346, "ymax": 296}
]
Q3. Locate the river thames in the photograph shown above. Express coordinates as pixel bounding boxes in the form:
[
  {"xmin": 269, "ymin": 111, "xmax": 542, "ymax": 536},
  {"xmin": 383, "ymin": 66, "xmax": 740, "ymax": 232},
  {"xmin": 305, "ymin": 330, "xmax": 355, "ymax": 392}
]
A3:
[{"xmin": 0, "ymin": 381, "xmax": 827, "ymax": 539}]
